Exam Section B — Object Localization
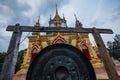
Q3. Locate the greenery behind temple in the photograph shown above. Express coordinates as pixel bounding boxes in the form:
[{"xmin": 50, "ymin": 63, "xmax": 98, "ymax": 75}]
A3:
[
  {"xmin": 107, "ymin": 34, "xmax": 120, "ymax": 61},
  {"xmin": 0, "ymin": 34, "xmax": 120, "ymax": 73},
  {"xmin": 0, "ymin": 52, "xmax": 6, "ymax": 72}
]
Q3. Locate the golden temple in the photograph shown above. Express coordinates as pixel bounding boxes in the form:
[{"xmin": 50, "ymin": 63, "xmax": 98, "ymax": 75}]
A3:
[{"xmin": 16, "ymin": 6, "xmax": 102, "ymax": 75}]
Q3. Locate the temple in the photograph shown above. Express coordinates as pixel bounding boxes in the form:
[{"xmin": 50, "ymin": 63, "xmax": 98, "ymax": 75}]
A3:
[{"xmin": 16, "ymin": 6, "xmax": 102, "ymax": 75}]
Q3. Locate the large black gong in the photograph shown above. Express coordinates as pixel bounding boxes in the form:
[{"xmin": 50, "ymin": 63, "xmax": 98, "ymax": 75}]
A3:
[{"xmin": 26, "ymin": 44, "xmax": 96, "ymax": 80}]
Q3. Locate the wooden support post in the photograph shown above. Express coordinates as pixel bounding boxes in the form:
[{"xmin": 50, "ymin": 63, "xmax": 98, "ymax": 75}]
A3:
[
  {"xmin": 0, "ymin": 24, "xmax": 22, "ymax": 80},
  {"xmin": 92, "ymin": 28, "xmax": 119, "ymax": 80}
]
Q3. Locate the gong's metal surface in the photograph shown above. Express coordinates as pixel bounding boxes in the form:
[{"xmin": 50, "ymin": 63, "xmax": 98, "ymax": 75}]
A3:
[{"xmin": 26, "ymin": 44, "xmax": 96, "ymax": 80}]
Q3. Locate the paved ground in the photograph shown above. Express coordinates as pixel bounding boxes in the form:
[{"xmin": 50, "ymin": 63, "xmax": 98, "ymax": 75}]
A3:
[
  {"xmin": 13, "ymin": 66, "xmax": 120, "ymax": 80},
  {"xmin": 95, "ymin": 66, "xmax": 120, "ymax": 80}
]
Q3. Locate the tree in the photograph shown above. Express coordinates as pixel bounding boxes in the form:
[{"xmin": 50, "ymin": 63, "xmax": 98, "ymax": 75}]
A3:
[
  {"xmin": 113, "ymin": 34, "xmax": 120, "ymax": 49},
  {"xmin": 107, "ymin": 34, "xmax": 120, "ymax": 61},
  {"xmin": 15, "ymin": 49, "xmax": 25, "ymax": 72},
  {"xmin": 0, "ymin": 52, "xmax": 7, "ymax": 72}
]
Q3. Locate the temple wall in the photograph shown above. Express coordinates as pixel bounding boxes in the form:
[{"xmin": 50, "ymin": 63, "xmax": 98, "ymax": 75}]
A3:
[{"xmin": 16, "ymin": 33, "xmax": 102, "ymax": 75}]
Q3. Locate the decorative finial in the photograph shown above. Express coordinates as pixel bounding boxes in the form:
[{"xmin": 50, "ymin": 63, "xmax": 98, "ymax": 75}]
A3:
[
  {"xmin": 55, "ymin": 4, "xmax": 59, "ymax": 17},
  {"xmin": 56, "ymin": 4, "xmax": 57, "ymax": 8},
  {"xmin": 50, "ymin": 14, "xmax": 52, "ymax": 20},
  {"xmin": 56, "ymin": 4, "xmax": 57, "ymax": 10},
  {"xmin": 35, "ymin": 16, "xmax": 40, "ymax": 27},
  {"xmin": 74, "ymin": 13, "xmax": 77, "ymax": 20},
  {"xmin": 74, "ymin": 14, "xmax": 83, "ymax": 28},
  {"xmin": 38, "ymin": 16, "xmax": 40, "ymax": 22},
  {"xmin": 33, "ymin": 16, "xmax": 40, "ymax": 35},
  {"xmin": 63, "ymin": 14, "xmax": 65, "ymax": 20}
]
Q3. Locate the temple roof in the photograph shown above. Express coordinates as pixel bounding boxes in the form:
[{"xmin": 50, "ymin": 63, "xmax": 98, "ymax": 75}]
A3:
[{"xmin": 49, "ymin": 5, "xmax": 67, "ymax": 27}]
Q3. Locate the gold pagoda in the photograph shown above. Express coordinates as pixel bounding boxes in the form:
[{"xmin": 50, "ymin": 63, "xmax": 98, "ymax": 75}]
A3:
[{"xmin": 16, "ymin": 6, "xmax": 102, "ymax": 75}]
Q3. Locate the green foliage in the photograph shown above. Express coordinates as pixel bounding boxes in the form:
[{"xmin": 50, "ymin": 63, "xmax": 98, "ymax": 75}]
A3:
[
  {"xmin": 107, "ymin": 34, "xmax": 120, "ymax": 61},
  {"xmin": 0, "ymin": 52, "xmax": 7, "ymax": 72},
  {"xmin": 15, "ymin": 49, "xmax": 25, "ymax": 72},
  {"xmin": 108, "ymin": 49, "xmax": 120, "ymax": 61},
  {"xmin": 0, "ymin": 63, "xmax": 3, "ymax": 71}
]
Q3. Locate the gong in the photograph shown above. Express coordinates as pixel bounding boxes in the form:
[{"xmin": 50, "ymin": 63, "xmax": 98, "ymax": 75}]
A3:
[{"xmin": 26, "ymin": 44, "xmax": 96, "ymax": 80}]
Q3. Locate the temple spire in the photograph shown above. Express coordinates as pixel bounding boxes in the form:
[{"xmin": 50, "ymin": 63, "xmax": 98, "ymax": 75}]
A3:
[
  {"xmin": 50, "ymin": 14, "xmax": 52, "ymax": 20},
  {"xmin": 36, "ymin": 16, "xmax": 40, "ymax": 27},
  {"xmin": 74, "ymin": 14, "xmax": 78, "ymax": 20},
  {"xmin": 32, "ymin": 16, "xmax": 40, "ymax": 35},
  {"xmin": 63, "ymin": 14, "xmax": 65, "ymax": 20},
  {"xmin": 55, "ymin": 4, "xmax": 60, "ymax": 17},
  {"xmin": 74, "ymin": 14, "xmax": 83, "ymax": 28},
  {"xmin": 38, "ymin": 16, "xmax": 40, "ymax": 22}
]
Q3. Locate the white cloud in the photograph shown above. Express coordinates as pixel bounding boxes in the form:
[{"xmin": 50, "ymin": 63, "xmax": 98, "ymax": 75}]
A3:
[
  {"xmin": 21, "ymin": 0, "xmax": 42, "ymax": 18},
  {"xmin": 0, "ymin": 0, "xmax": 120, "ymax": 52}
]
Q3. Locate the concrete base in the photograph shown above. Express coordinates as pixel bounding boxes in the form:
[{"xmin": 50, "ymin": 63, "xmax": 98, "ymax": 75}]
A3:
[
  {"xmin": 13, "ymin": 75, "xmax": 26, "ymax": 80},
  {"xmin": 95, "ymin": 67, "xmax": 109, "ymax": 79},
  {"xmin": 13, "ymin": 66, "xmax": 120, "ymax": 80}
]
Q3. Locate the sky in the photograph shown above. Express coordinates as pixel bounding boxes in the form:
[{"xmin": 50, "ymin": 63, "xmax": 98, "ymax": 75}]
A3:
[{"xmin": 0, "ymin": 0, "xmax": 120, "ymax": 52}]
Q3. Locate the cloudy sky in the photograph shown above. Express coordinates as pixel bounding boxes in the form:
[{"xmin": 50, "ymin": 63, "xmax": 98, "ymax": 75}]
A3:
[{"xmin": 0, "ymin": 0, "xmax": 120, "ymax": 52}]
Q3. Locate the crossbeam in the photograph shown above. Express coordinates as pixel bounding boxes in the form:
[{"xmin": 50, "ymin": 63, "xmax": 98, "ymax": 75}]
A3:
[{"xmin": 7, "ymin": 24, "xmax": 113, "ymax": 34}]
